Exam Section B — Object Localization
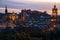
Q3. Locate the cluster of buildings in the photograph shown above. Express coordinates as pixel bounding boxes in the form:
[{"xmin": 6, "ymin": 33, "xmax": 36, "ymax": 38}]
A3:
[{"xmin": 0, "ymin": 5, "xmax": 60, "ymax": 31}]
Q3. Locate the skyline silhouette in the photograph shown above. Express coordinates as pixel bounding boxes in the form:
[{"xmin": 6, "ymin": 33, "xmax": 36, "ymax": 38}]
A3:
[{"xmin": 0, "ymin": 0, "xmax": 60, "ymax": 15}]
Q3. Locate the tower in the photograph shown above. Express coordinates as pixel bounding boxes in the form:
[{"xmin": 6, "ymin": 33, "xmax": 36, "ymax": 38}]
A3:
[
  {"xmin": 51, "ymin": 5, "xmax": 58, "ymax": 30},
  {"xmin": 52, "ymin": 5, "xmax": 58, "ymax": 18},
  {"xmin": 5, "ymin": 5, "xmax": 8, "ymax": 14},
  {"xmin": 21, "ymin": 10, "xmax": 27, "ymax": 22}
]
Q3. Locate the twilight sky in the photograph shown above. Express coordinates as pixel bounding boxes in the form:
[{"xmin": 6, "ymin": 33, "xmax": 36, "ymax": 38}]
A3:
[{"xmin": 0, "ymin": 0, "xmax": 60, "ymax": 15}]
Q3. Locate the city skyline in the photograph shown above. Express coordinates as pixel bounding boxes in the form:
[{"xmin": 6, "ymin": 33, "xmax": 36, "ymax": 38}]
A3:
[
  {"xmin": 0, "ymin": 0, "xmax": 60, "ymax": 40},
  {"xmin": 0, "ymin": 0, "xmax": 60, "ymax": 15}
]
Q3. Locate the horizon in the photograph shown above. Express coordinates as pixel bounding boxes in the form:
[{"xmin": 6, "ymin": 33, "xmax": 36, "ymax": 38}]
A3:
[
  {"xmin": 0, "ymin": 7, "xmax": 60, "ymax": 15},
  {"xmin": 0, "ymin": 0, "xmax": 60, "ymax": 15}
]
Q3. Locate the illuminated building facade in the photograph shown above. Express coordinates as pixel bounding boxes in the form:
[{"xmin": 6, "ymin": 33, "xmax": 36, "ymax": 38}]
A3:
[
  {"xmin": 51, "ymin": 5, "xmax": 58, "ymax": 30},
  {"xmin": 52, "ymin": 5, "xmax": 58, "ymax": 18},
  {"xmin": 9, "ymin": 12, "xmax": 18, "ymax": 21}
]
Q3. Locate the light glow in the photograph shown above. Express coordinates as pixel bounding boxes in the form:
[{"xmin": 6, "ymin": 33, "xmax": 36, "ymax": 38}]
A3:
[
  {"xmin": 32, "ymin": 0, "xmax": 60, "ymax": 3},
  {"xmin": 0, "ymin": 8, "xmax": 21, "ymax": 13}
]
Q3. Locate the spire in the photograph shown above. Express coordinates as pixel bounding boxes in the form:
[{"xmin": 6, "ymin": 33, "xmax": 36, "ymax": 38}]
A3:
[
  {"xmin": 54, "ymin": 5, "xmax": 56, "ymax": 8},
  {"xmin": 5, "ymin": 5, "xmax": 8, "ymax": 14}
]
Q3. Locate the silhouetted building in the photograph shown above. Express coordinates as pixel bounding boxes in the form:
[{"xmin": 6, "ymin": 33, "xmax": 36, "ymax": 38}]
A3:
[
  {"xmin": 20, "ymin": 10, "xmax": 27, "ymax": 22},
  {"xmin": 5, "ymin": 5, "xmax": 8, "ymax": 14}
]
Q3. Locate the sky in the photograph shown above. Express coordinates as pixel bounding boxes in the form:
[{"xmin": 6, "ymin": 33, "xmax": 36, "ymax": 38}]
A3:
[{"xmin": 0, "ymin": 0, "xmax": 60, "ymax": 15}]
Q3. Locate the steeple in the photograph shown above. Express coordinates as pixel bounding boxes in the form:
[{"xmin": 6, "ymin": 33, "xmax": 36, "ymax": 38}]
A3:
[{"xmin": 5, "ymin": 5, "xmax": 8, "ymax": 14}]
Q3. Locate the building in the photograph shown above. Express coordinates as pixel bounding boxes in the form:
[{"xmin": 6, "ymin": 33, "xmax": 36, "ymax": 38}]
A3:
[
  {"xmin": 52, "ymin": 5, "xmax": 58, "ymax": 18},
  {"xmin": 50, "ymin": 5, "xmax": 58, "ymax": 30},
  {"xmin": 5, "ymin": 5, "xmax": 8, "ymax": 14},
  {"xmin": 20, "ymin": 10, "xmax": 27, "ymax": 22},
  {"xmin": 9, "ymin": 12, "xmax": 18, "ymax": 21}
]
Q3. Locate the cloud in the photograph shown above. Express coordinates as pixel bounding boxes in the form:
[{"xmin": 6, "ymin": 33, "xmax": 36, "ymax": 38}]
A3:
[
  {"xmin": 0, "ymin": 0, "xmax": 60, "ymax": 10},
  {"xmin": 0, "ymin": 0, "xmax": 60, "ymax": 15},
  {"xmin": 0, "ymin": 7, "xmax": 21, "ymax": 13}
]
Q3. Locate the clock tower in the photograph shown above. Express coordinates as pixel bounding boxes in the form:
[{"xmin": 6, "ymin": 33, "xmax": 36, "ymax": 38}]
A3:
[
  {"xmin": 51, "ymin": 5, "xmax": 58, "ymax": 30},
  {"xmin": 52, "ymin": 5, "xmax": 58, "ymax": 18}
]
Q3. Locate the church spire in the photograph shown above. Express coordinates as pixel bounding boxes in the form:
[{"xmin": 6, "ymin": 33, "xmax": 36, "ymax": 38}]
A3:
[{"xmin": 5, "ymin": 5, "xmax": 8, "ymax": 14}]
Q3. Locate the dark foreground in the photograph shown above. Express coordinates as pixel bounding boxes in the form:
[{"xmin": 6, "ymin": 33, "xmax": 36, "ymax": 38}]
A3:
[{"xmin": 0, "ymin": 27, "xmax": 60, "ymax": 40}]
